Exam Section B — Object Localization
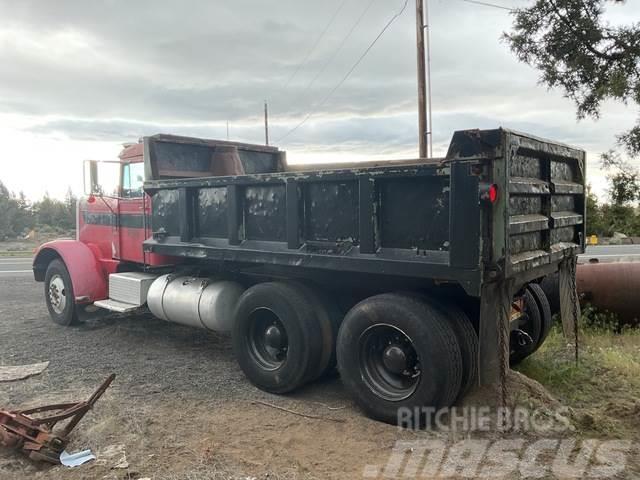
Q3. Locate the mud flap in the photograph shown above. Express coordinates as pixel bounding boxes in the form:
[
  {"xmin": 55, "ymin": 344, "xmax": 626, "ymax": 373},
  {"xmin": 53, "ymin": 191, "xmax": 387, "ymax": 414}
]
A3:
[
  {"xmin": 558, "ymin": 259, "xmax": 580, "ymax": 339},
  {"xmin": 477, "ymin": 280, "xmax": 512, "ymax": 386}
]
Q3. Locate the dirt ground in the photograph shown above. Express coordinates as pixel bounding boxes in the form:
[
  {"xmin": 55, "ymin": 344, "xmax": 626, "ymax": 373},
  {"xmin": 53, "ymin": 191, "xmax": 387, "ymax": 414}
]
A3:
[{"xmin": 1, "ymin": 272, "xmax": 638, "ymax": 479}]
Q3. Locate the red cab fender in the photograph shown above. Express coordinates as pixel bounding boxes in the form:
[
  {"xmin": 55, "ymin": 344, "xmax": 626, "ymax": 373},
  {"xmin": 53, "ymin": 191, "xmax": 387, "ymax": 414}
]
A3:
[{"xmin": 33, "ymin": 240, "xmax": 108, "ymax": 304}]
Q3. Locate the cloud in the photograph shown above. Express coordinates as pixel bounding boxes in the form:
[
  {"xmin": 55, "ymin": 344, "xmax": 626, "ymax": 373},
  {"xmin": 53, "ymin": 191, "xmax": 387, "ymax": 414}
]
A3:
[{"xmin": 0, "ymin": 0, "xmax": 638, "ymax": 199}]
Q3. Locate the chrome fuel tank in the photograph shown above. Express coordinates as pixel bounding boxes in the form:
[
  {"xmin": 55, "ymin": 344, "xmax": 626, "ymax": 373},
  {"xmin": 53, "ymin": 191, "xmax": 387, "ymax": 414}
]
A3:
[{"xmin": 147, "ymin": 275, "xmax": 245, "ymax": 332}]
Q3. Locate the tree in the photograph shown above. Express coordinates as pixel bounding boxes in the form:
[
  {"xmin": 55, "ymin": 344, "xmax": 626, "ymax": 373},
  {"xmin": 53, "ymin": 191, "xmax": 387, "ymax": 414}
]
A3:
[
  {"xmin": 586, "ymin": 186, "xmax": 606, "ymax": 235},
  {"xmin": 0, "ymin": 182, "xmax": 78, "ymax": 239},
  {"xmin": 34, "ymin": 192, "xmax": 70, "ymax": 230},
  {"xmin": 598, "ymin": 202, "xmax": 640, "ymax": 236},
  {"xmin": 505, "ymin": 0, "xmax": 640, "ymax": 157},
  {"xmin": 0, "ymin": 182, "xmax": 35, "ymax": 238},
  {"xmin": 0, "ymin": 181, "xmax": 16, "ymax": 239},
  {"xmin": 601, "ymin": 150, "xmax": 640, "ymax": 205},
  {"xmin": 64, "ymin": 187, "xmax": 77, "ymax": 230},
  {"xmin": 13, "ymin": 191, "xmax": 34, "ymax": 235}
]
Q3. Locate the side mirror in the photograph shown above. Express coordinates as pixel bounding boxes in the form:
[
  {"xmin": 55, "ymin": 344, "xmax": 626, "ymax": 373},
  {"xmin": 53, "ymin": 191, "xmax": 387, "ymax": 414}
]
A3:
[{"xmin": 83, "ymin": 160, "xmax": 100, "ymax": 195}]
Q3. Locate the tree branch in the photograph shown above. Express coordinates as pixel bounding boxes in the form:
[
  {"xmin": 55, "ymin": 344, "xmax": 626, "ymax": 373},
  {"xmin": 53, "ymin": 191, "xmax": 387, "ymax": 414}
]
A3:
[{"xmin": 547, "ymin": 0, "xmax": 626, "ymax": 61}]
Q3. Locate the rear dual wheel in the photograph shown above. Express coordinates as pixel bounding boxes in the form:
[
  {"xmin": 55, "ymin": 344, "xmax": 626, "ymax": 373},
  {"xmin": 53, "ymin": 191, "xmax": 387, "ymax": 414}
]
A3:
[
  {"xmin": 509, "ymin": 283, "xmax": 553, "ymax": 365},
  {"xmin": 436, "ymin": 301, "xmax": 479, "ymax": 401},
  {"xmin": 528, "ymin": 283, "xmax": 553, "ymax": 352},
  {"xmin": 233, "ymin": 284, "xmax": 479, "ymax": 425},
  {"xmin": 336, "ymin": 293, "xmax": 477, "ymax": 425}
]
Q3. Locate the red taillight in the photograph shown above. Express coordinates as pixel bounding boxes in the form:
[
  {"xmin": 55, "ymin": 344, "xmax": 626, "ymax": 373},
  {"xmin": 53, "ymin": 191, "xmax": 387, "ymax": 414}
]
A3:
[
  {"xmin": 489, "ymin": 184, "xmax": 498, "ymax": 203},
  {"xmin": 87, "ymin": 194, "xmax": 96, "ymax": 204},
  {"xmin": 479, "ymin": 183, "xmax": 498, "ymax": 204}
]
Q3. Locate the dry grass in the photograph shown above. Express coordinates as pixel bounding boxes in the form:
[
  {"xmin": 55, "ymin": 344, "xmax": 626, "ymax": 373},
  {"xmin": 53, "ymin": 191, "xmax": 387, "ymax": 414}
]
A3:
[
  {"xmin": 515, "ymin": 323, "xmax": 640, "ymax": 439},
  {"xmin": 160, "ymin": 465, "xmax": 320, "ymax": 480}
]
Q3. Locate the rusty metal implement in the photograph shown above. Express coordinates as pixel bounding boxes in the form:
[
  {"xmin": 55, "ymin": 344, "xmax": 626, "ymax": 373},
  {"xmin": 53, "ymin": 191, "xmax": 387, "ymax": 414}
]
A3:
[{"xmin": 0, "ymin": 374, "xmax": 115, "ymax": 463}]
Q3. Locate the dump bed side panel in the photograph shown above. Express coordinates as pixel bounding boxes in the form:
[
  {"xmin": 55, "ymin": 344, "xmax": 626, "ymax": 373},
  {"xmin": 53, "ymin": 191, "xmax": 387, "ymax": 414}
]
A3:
[
  {"xmin": 144, "ymin": 149, "xmax": 486, "ymax": 294},
  {"xmin": 146, "ymin": 166, "xmax": 453, "ymax": 263}
]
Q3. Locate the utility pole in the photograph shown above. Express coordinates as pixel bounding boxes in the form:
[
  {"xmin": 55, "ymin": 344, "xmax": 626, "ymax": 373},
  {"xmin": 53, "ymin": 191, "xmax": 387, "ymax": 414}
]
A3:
[
  {"xmin": 264, "ymin": 101, "xmax": 270, "ymax": 146},
  {"xmin": 226, "ymin": 121, "xmax": 229, "ymax": 140},
  {"xmin": 424, "ymin": 0, "xmax": 433, "ymax": 158},
  {"xmin": 415, "ymin": 0, "xmax": 428, "ymax": 159}
]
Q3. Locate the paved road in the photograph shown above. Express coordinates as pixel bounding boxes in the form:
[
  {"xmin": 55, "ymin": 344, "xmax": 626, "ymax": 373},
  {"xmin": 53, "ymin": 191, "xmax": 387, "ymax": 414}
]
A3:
[
  {"xmin": 0, "ymin": 257, "xmax": 32, "ymax": 275},
  {"xmin": 580, "ymin": 244, "xmax": 640, "ymax": 263}
]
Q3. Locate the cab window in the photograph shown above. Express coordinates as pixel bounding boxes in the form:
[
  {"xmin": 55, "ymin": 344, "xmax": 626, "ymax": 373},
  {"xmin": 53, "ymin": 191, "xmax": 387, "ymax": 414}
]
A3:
[{"xmin": 122, "ymin": 162, "xmax": 145, "ymax": 198}]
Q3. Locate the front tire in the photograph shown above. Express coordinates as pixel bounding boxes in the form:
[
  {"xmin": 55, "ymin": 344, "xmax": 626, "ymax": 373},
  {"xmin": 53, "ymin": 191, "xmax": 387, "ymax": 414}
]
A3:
[{"xmin": 44, "ymin": 259, "xmax": 78, "ymax": 326}]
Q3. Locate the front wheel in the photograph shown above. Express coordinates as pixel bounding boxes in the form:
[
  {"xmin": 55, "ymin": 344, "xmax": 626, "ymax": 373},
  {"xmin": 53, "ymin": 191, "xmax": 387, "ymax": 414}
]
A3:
[{"xmin": 44, "ymin": 259, "xmax": 78, "ymax": 326}]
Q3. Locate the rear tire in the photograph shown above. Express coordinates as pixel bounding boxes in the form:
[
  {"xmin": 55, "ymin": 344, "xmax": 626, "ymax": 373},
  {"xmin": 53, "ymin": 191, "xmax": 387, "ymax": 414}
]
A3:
[
  {"xmin": 232, "ymin": 282, "xmax": 323, "ymax": 394},
  {"xmin": 44, "ymin": 259, "xmax": 78, "ymax": 326},
  {"xmin": 398, "ymin": 293, "xmax": 478, "ymax": 401},
  {"xmin": 540, "ymin": 273, "xmax": 560, "ymax": 316},
  {"xmin": 510, "ymin": 288, "xmax": 542, "ymax": 365},
  {"xmin": 292, "ymin": 283, "xmax": 343, "ymax": 381},
  {"xmin": 527, "ymin": 283, "xmax": 553, "ymax": 353},
  {"xmin": 434, "ymin": 301, "xmax": 478, "ymax": 400},
  {"xmin": 337, "ymin": 293, "xmax": 462, "ymax": 425}
]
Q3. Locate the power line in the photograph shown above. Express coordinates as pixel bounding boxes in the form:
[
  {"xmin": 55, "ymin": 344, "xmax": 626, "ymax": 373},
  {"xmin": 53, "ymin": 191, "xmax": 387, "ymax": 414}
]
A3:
[
  {"xmin": 459, "ymin": 0, "xmax": 514, "ymax": 12},
  {"xmin": 285, "ymin": 0, "xmax": 377, "ymax": 110},
  {"xmin": 277, "ymin": 0, "xmax": 410, "ymax": 143},
  {"xmin": 282, "ymin": 0, "xmax": 351, "ymax": 92}
]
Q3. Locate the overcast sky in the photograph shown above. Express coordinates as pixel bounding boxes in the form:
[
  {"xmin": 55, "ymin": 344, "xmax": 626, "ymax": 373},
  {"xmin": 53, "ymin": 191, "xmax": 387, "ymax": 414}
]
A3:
[{"xmin": 0, "ymin": 0, "xmax": 638, "ymax": 200}]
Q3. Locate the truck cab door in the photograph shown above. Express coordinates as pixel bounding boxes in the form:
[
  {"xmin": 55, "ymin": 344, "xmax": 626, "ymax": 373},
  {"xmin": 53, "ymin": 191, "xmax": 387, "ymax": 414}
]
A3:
[{"xmin": 116, "ymin": 162, "xmax": 147, "ymax": 264}]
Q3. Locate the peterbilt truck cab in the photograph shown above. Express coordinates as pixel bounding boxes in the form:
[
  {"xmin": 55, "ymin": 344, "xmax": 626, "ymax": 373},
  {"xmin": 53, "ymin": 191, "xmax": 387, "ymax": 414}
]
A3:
[
  {"xmin": 33, "ymin": 135, "xmax": 279, "ymax": 323},
  {"xmin": 33, "ymin": 143, "xmax": 156, "ymax": 324}
]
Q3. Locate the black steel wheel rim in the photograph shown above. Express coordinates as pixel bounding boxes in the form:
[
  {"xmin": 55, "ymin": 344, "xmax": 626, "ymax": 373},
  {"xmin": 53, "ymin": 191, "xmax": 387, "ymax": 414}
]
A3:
[
  {"xmin": 358, "ymin": 324, "xmax": 421, "ymax": 402},
  {"xmin": 510, "ymin": 296, "xmax": 537, "ymax": 353},
  {"xmin": 248, "ymin": 308, "xmax": 289, "ymax": 371}
]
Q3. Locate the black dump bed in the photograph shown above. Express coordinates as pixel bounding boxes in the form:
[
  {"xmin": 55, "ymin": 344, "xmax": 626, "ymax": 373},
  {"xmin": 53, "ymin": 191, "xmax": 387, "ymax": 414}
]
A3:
[{"xmin": 143, "ymin": 129, "xmax": 586, "ymax": 297}]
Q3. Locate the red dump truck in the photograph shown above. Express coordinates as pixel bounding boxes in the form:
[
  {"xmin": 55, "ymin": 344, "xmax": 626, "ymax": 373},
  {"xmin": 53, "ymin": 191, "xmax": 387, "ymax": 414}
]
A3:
[{"xmin": 33, "ymin": 129, "xmax": 585, "ymax": 424}]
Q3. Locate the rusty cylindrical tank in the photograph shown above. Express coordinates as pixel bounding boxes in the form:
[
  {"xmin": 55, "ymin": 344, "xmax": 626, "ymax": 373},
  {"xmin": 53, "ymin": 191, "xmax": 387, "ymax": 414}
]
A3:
[{"xmin": 576, "ymin": 262, "xmax": 640, "ymax": 323}]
